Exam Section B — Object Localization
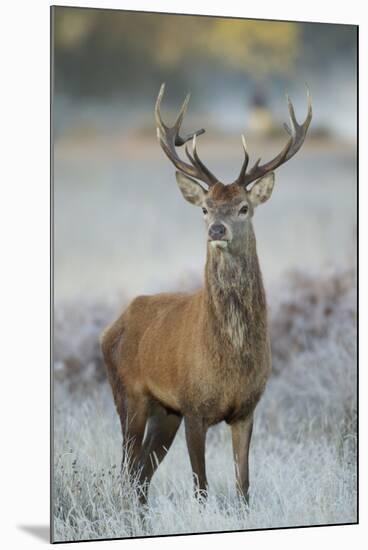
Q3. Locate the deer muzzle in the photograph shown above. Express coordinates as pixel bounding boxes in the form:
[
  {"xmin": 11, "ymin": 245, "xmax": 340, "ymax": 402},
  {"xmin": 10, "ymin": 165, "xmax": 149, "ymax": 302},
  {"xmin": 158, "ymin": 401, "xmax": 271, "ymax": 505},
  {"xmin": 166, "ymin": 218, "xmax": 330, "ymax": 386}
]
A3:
[{"xmin": 208, "ymin": 223, "xmax": 230, "ymax": 248}]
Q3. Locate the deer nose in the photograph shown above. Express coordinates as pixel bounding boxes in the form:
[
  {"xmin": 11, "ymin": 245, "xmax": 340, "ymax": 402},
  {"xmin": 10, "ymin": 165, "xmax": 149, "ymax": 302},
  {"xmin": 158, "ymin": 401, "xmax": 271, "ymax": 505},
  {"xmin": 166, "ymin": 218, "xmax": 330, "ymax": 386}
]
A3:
[{"xmin": 208, "ymin": 223, "xmax": 226, "ymax": 241}]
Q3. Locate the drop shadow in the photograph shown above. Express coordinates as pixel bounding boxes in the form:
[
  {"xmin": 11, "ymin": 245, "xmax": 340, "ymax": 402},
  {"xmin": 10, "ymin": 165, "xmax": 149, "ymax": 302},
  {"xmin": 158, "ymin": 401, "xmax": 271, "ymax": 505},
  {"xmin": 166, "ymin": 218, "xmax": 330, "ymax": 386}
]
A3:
[{"xmin": 17, "ymin": 525, "xmax": 50, "ymax": 543}]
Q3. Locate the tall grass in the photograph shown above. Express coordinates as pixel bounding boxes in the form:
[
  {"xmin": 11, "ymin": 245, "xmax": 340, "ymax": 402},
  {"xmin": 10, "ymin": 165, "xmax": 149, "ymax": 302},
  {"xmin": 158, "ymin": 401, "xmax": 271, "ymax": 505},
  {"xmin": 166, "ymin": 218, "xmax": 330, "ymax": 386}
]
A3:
[{"xmin": 52, "ymin": 267, "xmax": 357, "ymax": 542}]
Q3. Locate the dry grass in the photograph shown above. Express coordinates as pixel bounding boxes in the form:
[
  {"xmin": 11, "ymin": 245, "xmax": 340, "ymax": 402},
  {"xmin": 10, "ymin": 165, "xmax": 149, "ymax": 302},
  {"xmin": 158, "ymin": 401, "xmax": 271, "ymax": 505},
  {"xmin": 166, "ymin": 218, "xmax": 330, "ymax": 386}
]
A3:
[{"xmin": 52, "ymin": 267, "xmax": 357, "ymax": 542}]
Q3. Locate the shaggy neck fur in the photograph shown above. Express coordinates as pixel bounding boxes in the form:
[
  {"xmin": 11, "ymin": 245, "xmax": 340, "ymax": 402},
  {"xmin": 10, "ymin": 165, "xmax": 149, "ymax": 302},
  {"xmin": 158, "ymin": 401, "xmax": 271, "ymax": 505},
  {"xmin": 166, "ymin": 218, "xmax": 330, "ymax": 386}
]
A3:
[{"xmin": 203, "ymin": 222, "xmax": 267, "ymax": 356}]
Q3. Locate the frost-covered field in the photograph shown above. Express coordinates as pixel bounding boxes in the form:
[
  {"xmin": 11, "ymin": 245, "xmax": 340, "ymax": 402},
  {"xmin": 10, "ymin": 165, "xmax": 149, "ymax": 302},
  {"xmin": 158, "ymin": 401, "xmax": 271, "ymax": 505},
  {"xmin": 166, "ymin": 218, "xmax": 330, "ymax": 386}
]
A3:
[{"xmin": 52, "ymin": 268, "xmax": 357, "ymax": 542}]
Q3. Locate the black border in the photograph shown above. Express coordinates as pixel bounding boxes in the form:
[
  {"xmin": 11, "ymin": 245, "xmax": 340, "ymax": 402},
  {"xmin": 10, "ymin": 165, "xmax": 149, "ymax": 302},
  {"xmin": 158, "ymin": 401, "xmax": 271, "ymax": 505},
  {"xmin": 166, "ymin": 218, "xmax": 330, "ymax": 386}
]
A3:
[
  {"xmin": 51, "ymin": 4, "xmax": 358, "ymax": 26},
  {"xmin": 50, "ymin": 6, "xmax": 55, "ymax": 544},
  {"xmin": 50, "ymin": 5, "xmax": 359, "ymax": 544},
  {"xmin": 54, "ymin": 521, "xmax": 356, "ymax": 545},
  {"xmin": 356, "ymin": 23, "xmax": 359, "ymax": 528}
]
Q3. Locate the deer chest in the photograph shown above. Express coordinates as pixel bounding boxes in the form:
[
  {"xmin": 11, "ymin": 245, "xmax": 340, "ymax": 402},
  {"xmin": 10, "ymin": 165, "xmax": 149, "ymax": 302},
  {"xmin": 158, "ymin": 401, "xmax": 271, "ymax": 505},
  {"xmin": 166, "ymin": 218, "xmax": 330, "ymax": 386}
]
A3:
[{"xmin": 182, "ymin": 357, "xmax": 269, "ymax": 426}]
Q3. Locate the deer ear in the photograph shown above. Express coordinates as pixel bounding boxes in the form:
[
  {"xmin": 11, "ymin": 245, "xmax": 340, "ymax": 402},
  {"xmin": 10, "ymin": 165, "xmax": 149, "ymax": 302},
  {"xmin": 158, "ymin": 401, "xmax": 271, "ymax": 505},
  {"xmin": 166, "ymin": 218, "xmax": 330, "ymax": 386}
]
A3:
[
  {"xmin": 175, "ymin": 171, "xmax": 207, "ymax": 206},
  {"xmin": 248, "ymin": 172, "xmax": 275, "ymax": 207}
]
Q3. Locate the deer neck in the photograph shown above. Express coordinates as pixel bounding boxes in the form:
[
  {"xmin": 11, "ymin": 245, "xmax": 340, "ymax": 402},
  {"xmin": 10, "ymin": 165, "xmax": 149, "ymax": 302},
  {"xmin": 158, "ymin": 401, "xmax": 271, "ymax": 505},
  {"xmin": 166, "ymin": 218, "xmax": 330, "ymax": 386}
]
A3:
[{"xmin": 203, "ymin": 222, "xmax": 267, "ymax": 352}]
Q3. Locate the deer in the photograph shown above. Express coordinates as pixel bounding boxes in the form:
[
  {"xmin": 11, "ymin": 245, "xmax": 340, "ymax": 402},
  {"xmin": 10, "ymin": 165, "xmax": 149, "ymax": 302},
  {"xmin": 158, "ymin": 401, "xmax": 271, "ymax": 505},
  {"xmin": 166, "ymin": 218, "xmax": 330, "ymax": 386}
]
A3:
[{"xmin": 101, "ymin": 83, "xmax": 312, "ymax": 505}]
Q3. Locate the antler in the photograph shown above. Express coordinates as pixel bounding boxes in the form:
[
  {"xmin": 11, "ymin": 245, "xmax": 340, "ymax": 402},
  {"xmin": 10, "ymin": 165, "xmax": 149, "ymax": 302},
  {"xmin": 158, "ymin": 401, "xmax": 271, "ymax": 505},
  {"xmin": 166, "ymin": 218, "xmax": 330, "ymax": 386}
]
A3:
[
  {"xmin": 235, "ymin": 87, "xmax": 312, "ymax": 188},
  {"xmin": 155, "ymin": 83, "xmax": 219, "ymax": 187}
]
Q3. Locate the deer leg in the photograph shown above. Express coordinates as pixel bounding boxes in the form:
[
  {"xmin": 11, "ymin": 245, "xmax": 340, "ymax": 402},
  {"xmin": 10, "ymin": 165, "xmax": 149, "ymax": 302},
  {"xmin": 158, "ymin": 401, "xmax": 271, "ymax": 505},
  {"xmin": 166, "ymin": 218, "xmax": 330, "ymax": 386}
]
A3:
[
  {"xmin": 120, "ymin": 393, "xmax": 148, "ymax": 482},
  {"xmin": 231, "ymin": 415, "xmax": 254, "ymax": 504},
  {"xmin": 184, "ymin": 416, "xmax": 208, "ymax": 499},
  {"xmin": 136, "ymin": 402, "xmax": 182, "ymax": 503}
]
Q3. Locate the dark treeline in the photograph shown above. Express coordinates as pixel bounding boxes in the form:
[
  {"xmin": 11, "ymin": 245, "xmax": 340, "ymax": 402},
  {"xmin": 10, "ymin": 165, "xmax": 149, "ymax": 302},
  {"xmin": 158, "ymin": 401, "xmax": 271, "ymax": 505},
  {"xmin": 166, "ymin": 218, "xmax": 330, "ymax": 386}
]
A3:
[{"xmin": 53, "ymin": 7, "xmax": 357, "ymax": 102}]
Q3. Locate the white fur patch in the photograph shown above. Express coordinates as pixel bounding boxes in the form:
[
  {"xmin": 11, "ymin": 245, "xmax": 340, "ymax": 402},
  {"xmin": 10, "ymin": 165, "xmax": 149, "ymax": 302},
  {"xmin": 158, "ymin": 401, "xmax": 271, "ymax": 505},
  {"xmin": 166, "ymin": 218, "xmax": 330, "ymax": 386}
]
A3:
[
  {"xmin": 225, "ymin": 303, "xmax": 246, "ymax": 349},
  {"xmin": 210, "ymin": 240, "xmax": 228, "ymax": 249}
]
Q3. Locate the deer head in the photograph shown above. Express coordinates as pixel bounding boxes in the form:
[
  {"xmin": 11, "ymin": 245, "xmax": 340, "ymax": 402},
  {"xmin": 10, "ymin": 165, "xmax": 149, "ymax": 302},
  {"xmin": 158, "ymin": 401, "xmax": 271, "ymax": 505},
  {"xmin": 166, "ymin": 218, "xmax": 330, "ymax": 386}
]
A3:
[{"xmin": 155, "ymin": 83, "xmax": 312, "ymax": 253}]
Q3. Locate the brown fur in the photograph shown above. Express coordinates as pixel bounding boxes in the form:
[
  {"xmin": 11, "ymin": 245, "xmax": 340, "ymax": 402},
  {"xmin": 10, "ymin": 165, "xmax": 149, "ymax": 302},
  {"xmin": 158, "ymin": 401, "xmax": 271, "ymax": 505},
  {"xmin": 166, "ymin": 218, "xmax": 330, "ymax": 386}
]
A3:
[
  {"xmin": 101, "ymin": 184, "xmax": 271, "ymax": 502},
  {"xmin": 104, "ymin": 85, "xmax": 312, "ymax": 503},
  {"xmin": 209, "ymin": 182, "xmax": 242, "ymax": 202}
]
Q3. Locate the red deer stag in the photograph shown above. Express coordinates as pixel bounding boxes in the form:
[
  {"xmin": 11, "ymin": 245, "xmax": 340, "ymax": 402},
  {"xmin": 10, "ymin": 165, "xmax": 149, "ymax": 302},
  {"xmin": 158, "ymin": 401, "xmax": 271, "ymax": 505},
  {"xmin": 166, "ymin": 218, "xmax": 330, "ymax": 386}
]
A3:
[{"xmin": 101, "ymin": 84, "xmax": 312, "ymax": 504}]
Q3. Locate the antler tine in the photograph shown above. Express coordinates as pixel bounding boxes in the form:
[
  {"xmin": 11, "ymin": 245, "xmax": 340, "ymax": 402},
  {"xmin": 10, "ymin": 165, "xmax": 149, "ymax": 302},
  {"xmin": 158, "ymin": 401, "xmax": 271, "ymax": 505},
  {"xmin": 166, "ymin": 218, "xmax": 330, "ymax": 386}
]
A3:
[
  {"xmin": 283, "ymin": 85, "xmax": 312, "ymax": 161},
  {"xmin": 156, "ymin": 127, "xmax": 198, "ymax": 180},
  {"xmin": 155, "ymin": 83, "xmax": 168, "ymax": 133},
  {"xmin": 173, "ymin": 93, "xmax": 206, "ymax": 146},
  {"xmin": 235, "ymin": 86, "xmax": 312, "ymax": 188},
  {"xmin": 174, "ymin": 92, "xmax": 190, "ymax": 130},
  {"xmin": 155, "ymin": 84, "xmax": 219, "ymax": 187},
  {"xmin": 185, "ymin": 134, "xmax": 218, "ymax": 186},
  {"xmin": 236, "ymin": 134, "xmax": 250, "ymax": 183},
  {"xmin": 286, "ymin": 92, "xmax": 297, "ymax": 134}
]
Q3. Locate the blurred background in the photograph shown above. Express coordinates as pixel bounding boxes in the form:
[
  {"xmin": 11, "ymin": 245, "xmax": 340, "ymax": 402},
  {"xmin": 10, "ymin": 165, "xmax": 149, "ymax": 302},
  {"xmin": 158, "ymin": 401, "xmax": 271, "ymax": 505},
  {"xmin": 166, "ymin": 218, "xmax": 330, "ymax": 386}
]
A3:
[
  {"xmin": 52, "ymin": 9, "xmax": 357, "ymax": 539},
  {"xmin": 52, "ymin": 7, "xmax": 357, "ymax": 304}
]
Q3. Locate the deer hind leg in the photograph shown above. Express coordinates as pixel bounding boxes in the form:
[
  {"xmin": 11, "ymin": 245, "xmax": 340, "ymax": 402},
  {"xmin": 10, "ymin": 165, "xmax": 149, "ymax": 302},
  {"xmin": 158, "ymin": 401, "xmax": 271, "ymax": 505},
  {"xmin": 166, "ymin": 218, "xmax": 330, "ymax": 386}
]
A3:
[
  {"xmin": 120, "ymin": 393, "xmax": 148, "ymax": 484},
  {"xmin": 102, "ymin": 354, "xmax": 147, "ymax": 478},
  {"xmin": 137, "ymin": 400, "xmax": 182, "ymax": 503},
  {"xmin": 230, "ymin": 414, "xmax": 254, "ymax": 504},
  {"xmin": 184, "ymin": 416, "xmax": 208, "ymax": 500}
]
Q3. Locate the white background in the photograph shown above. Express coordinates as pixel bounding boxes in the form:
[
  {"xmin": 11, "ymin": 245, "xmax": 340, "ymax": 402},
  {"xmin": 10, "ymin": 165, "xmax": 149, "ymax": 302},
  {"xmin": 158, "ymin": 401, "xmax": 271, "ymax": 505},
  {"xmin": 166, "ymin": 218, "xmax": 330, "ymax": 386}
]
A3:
[{"xmin": 0, "ymin": 0, "xmax": 364, "ymax": 548}]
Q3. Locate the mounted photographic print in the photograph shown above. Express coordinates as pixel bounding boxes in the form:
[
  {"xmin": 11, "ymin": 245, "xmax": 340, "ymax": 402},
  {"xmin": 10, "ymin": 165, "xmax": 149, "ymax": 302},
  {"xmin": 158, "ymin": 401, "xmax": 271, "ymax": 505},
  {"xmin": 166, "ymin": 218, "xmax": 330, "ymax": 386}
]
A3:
[{"xmin": 51, "ymin": 5, "xmax": 358, "ymax": 543}]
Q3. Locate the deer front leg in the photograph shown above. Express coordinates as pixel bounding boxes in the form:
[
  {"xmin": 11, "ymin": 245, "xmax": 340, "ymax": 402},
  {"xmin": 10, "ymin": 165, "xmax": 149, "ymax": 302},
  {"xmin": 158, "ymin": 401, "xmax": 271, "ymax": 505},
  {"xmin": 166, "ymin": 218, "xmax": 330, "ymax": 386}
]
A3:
[
  {"xmin": 231, "ymin": 415, "xmax": 254, "ymax": 504},
  {"xmin": 184, "ymin": 416, "xmax": 208, "ymax": 499}
]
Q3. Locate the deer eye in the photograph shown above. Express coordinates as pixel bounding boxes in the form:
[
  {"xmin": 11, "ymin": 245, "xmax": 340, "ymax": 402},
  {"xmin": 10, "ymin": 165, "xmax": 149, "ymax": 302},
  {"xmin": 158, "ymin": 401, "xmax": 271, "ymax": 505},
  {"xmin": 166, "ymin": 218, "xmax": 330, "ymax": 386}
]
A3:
[
  {"xmin": 202, "ymin": 207, "xmax": 208, "ymax": 215},
  {"xmin": 239, "ymin": 205, "xmax": 248, "ymax": 215}
]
